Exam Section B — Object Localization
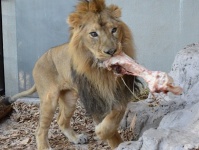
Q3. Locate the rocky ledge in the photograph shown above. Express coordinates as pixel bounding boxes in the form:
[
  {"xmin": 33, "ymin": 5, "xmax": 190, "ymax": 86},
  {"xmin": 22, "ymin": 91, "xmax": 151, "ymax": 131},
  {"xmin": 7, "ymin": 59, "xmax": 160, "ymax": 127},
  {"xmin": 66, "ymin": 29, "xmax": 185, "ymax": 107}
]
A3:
[{"xmin": 117, "ymin": 43, "xmax": 199, "ymax": 150}]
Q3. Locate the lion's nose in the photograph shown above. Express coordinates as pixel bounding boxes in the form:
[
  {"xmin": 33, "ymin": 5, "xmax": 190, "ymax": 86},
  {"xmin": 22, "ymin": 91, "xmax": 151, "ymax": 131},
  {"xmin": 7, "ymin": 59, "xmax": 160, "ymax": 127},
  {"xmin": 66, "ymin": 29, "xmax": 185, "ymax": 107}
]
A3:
[{"xmin": 104, "ymin": 49, "xmax": 117, "ymax": 56}]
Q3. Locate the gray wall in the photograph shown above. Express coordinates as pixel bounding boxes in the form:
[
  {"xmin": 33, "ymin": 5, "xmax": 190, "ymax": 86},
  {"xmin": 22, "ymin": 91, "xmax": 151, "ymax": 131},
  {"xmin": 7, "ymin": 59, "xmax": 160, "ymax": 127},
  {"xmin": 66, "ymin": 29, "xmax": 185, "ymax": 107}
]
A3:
[
  {"xmin": 2, "ymin": 0, "xmax": 77, "ymax": 96},
  {"xmin": 2, "ymin": 0, "xmax": 19, "ymax": 96},
  {"xmin": 16, "ymin": 0, "xmax": 77, "ymax": 93},
  {"xmin": 107, "ymin": 0, "xmax": 199, "ymax": 71},
  {"xmin": 2, "ymin": 0, "xmax": 199, "ymax": 96}
]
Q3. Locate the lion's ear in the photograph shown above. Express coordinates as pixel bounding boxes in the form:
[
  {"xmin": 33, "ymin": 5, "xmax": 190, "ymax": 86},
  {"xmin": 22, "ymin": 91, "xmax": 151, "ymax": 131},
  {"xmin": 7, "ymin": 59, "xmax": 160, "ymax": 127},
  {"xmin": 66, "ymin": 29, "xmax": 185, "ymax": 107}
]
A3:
[
  {"xmin": 67, "ymin": 13, "xmax": 82, "ymax": 28},
  {"xmin": 108, "ymin": 5, "xmax": 121, "ymax": 18}
]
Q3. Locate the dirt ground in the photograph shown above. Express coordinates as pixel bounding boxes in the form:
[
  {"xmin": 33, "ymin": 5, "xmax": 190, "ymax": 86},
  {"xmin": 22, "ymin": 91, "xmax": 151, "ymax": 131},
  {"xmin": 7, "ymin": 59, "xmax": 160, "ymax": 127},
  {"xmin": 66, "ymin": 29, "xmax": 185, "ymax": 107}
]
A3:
[{"xmin": 0, "ymin": 101, "xmax": 135, "ymax": 150}]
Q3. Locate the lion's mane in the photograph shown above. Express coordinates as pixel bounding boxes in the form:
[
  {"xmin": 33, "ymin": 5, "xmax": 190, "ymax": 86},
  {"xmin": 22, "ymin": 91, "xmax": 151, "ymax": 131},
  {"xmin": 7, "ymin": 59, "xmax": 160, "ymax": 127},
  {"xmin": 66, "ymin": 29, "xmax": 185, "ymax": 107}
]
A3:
[{"xmin": 68, "ymin": 0, "xmax": 141, "ymax": 121}]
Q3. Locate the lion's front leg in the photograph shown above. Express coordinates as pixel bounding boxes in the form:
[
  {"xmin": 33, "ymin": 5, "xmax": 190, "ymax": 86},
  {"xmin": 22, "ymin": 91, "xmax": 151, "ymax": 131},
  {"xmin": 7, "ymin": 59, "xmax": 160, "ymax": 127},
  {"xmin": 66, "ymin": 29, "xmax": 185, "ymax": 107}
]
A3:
[
  {"xmin": 57, "ymin": 90, "xmax": 88, "ymax": 144},
  {"xmin": 95, "ymin": 106, "xmax": 126, "ymax": 149}
]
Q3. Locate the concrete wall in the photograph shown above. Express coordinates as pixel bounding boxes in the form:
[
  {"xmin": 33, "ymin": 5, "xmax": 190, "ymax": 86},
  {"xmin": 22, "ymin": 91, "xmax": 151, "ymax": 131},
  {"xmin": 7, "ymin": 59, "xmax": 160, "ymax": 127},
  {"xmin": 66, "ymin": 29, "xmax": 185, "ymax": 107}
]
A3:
[
  {"xmin": 2, "ymin": 0, "xmax": 199, "ymax": 96},
  {"xmin": 0, "ymin": 1, "xmax": 5, "ymax": 95},
  {"xmin": 2, "ymin": 0, "xmax": 19, "ymax": 96},
  {"xmin": 107, "ymin": 0, "xmax": 199, "ymax": 71},
  {"xmin": 2, "ymin": 0, "xmax": 77, "ymax": 96},
  {"xmin": 15, "ymin": 0, "xmax": 77, "ymax": 94}
]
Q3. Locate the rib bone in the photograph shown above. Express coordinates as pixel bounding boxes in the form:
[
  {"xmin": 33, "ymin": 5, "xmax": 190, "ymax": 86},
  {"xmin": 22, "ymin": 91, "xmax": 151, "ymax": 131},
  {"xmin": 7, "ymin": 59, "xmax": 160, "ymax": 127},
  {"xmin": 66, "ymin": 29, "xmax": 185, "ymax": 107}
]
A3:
[{"xmin": 103, "ymin": 52, "xmax": 183, "ymax": 95}]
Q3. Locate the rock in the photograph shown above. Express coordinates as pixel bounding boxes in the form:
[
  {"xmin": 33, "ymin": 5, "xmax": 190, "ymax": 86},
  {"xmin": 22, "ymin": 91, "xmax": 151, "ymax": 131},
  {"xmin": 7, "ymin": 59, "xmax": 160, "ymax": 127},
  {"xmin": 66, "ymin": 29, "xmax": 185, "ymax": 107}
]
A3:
[{"xmin": 118, "ymin": 43, "xmax": 199, "ymax": 150}]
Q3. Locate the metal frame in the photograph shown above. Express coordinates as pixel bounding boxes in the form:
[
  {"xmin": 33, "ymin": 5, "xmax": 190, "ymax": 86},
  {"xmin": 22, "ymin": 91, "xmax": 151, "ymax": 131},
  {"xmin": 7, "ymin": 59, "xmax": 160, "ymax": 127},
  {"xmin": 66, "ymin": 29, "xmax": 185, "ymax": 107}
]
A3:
[{"xmin": 0, "ymin": 0, "xmax": 5, "ymax": 96}]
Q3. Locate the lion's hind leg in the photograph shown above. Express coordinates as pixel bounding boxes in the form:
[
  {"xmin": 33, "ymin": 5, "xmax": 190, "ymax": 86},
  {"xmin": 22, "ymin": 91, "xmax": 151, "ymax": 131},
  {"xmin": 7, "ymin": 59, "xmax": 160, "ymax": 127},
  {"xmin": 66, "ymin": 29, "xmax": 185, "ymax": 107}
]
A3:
[
  {"xmin": 36, "ymin": 89, "xmax": 59, "ymax": 150},
  {"xmin": 57, "ymin": 90, "xmax": 88, "ymax": 144}
]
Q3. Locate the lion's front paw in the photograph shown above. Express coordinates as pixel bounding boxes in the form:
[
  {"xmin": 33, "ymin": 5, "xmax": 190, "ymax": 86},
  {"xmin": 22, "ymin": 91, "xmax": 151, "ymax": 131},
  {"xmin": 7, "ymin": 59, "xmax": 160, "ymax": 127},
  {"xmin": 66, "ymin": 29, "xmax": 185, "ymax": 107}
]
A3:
[
  {"xmin": 95, "ymin": 124, "xmax": 106, "ymax": 140},
  {"xmin": 75, "ymin": 134, "xmax": 88, "ymax": 144},
  {"xmin": 95, "ymin": 123, "xmax": 116, "ymax": 140}
]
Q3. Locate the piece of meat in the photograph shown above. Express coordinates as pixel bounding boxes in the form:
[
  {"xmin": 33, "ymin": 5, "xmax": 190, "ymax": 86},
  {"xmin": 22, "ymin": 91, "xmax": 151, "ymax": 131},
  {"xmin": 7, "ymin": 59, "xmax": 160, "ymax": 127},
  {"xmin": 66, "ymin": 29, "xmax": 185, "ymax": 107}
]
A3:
[{"xmin": 103, "ymin": 52, "xmax": 183, "ymax": 95}]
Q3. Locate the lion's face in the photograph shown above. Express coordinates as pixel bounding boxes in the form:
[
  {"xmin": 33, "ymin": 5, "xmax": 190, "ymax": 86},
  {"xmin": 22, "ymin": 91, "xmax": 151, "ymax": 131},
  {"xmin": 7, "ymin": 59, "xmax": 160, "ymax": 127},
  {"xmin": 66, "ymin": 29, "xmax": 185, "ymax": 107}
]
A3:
[
  {"xmin": 80, "ymin": 12, "xmax": 122, "ymax": 61},
  {"xmin": 67, "ymin": 1, "xmax": 124, "ymax": 63}
]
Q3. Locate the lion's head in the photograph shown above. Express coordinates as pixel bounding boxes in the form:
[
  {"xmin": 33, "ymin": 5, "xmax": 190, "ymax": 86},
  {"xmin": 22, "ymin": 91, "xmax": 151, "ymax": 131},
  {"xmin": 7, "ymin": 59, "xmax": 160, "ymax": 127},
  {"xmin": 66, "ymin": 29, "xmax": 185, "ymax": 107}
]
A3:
[{"xmin": 67, "ymin": 0, "xmax": 135, "ymax": 73}]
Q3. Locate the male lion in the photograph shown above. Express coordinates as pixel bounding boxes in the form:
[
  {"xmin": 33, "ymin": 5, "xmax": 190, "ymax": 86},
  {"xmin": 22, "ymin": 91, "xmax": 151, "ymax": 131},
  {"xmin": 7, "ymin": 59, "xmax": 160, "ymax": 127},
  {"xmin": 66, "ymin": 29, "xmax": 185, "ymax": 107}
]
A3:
[{"xmin": 6, "ymin": 0, "xmax": 141, "ymax": 149}]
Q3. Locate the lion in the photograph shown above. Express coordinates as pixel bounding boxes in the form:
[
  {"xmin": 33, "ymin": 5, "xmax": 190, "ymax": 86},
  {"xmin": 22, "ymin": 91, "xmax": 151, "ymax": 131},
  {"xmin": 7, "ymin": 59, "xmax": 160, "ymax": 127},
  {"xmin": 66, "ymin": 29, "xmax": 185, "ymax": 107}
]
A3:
[{"xmin": 5, "ymin": 0, "xmax": 141, "ymax": 149}]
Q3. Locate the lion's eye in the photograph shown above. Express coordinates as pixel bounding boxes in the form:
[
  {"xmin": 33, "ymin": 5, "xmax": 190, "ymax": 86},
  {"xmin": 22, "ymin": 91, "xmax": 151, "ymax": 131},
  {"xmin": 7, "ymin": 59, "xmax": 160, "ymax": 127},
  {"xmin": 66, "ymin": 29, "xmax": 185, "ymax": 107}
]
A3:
[
  {"xmin": 90, "ymin": 32, "xmax": 98, "ymax": 37},
  {"xmin": 111, "ymin": 27, "xmax": 117, "ymax": 34}
]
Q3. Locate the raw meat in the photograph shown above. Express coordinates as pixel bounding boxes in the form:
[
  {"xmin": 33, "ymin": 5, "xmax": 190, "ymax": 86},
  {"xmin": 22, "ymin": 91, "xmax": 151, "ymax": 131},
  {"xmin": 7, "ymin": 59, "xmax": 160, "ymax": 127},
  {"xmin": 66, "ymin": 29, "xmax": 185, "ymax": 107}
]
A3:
[{"xmin": 103, "ymin": 52, "xmax": 183, "ymax": 95}]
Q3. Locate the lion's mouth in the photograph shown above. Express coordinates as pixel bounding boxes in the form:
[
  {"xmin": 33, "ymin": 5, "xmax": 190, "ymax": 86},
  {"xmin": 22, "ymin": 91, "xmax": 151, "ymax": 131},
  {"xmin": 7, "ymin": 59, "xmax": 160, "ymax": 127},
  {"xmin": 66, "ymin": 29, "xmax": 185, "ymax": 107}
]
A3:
[
  {"xmin": 97, "ymin": 58, "xmax": 126, "ymax": 76},
  {"xmin": 107, "ymin": 65, "xmax": 127, "ymax": 76},
  {"xmin": 96, "ymin": 54, "xmax": 128, "ymax": 76}
]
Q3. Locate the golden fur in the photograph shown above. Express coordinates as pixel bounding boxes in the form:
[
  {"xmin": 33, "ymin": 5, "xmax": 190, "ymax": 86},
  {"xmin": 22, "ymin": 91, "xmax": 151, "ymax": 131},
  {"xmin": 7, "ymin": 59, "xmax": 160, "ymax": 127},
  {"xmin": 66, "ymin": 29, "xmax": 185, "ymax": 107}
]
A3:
[{"xmin": 10, "ymin": 0, "xmax": 141, "ymax": 149}]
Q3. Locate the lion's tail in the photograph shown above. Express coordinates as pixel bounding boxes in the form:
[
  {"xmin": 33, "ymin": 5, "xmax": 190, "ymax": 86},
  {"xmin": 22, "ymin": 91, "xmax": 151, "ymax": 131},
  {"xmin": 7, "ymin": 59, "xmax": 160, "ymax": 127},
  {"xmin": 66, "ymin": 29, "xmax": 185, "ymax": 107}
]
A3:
[{"xmin": 3, "ymin": 84, "xmax": 37, "ymax": 104}]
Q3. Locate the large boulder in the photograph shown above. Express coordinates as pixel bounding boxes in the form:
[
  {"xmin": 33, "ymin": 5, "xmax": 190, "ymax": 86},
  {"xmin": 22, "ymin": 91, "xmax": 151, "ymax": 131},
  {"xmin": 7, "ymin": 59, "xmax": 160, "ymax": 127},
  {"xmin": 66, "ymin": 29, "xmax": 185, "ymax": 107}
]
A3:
[{"xmin": 118, "ymin": 43, "xmax": 199, "ymax": 150}]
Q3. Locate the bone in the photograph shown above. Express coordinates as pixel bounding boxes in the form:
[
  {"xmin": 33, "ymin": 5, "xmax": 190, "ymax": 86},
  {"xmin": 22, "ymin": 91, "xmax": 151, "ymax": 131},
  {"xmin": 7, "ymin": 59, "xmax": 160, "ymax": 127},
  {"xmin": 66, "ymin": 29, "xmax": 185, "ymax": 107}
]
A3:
[{"xmin": 103, "ymin": 52, "xmax": 183, "ymax": 95}]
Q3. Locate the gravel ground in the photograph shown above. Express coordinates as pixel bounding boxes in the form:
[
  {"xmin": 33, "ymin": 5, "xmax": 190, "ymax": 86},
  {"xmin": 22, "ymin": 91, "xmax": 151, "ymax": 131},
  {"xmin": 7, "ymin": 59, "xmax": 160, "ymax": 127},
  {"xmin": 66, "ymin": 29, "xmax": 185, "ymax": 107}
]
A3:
[{"xmin": 0, "ymin": 101, "xmax": 135, "ymax": 150}]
